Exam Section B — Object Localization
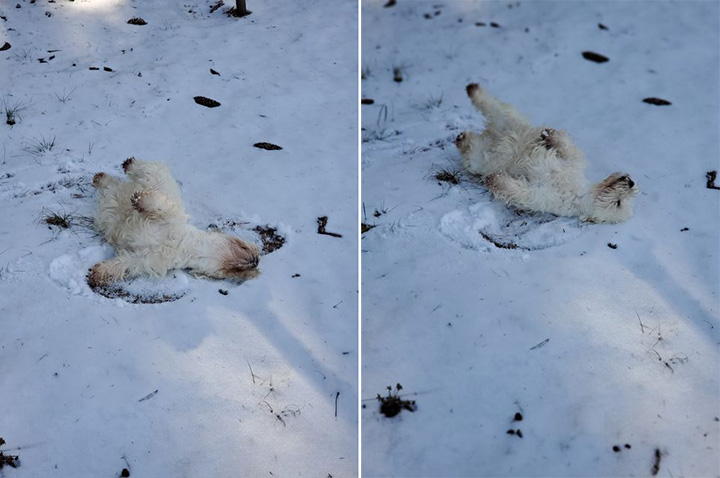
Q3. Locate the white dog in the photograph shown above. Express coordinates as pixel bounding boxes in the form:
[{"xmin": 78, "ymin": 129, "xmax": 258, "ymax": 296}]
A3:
[
  {"xmin": 87, "ymin": 158, "xmax": 259, "ymax": 288},
  {"xmin": 456, "ymin": 83, "xmax": 638, "ymax": 223}
]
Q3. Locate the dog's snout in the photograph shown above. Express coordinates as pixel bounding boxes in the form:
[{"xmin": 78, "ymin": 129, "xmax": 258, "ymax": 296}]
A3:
[{"xmin": 627, "ymin": 178, "xmax": 635, "ymax": 188}]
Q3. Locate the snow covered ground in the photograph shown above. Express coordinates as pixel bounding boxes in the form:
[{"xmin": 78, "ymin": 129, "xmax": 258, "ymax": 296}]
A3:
[
  {"xmin": 361, "ymin": 1, "xmax": 719, "ymax": 477},
  {"xmin": 0, "ymin": 0, "xmax": 358, "ymax": 476}
]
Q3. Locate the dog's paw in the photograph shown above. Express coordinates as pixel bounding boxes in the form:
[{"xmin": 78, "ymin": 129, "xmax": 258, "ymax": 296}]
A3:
[
  {"xmin": 130, "ymin": 191, "xmax": 146, "ymax": 212},
  {"xmin": 484, "ymin": 173, "xmax": 499, "ymax": 190},
  {"xmin": 122, "ymin": 157, "xmax": 136, "ymax": 173},
  {"xmin": 87, "ymin": 263, "xmax": 111, "ymax": 289},
  {"xmin": 466, "ymin": 83, "xmax": 481, "ymax": 97},
  {"xmin": 92, "ymin": 172, "xmax": 107, "ymax": 188},
  {"xmin": 455, "ymin": 131, "xmax": 475, "ymax": 152},
  {"xmin": 484, "ymin": 173, "xmax": 511, "ymax": 194}
]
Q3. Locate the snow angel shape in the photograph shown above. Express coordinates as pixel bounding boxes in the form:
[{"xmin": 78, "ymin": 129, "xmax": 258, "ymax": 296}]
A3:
[
  {"xmin": 455, "ymin": 83, "xmax": 638, "ymax": 223},
  {"xmin": 88, "ymin": 158, "xmax": 259, "ymax": 288}
]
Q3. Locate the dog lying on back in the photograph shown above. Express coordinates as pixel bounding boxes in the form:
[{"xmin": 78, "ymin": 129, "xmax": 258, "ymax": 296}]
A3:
[
  {"xmin": 455, "ymin": 83, "xmax": 637, "ymax": 223},
  {"xmin": 87, "ymin": 158, "xmax": 259, "ymax": 288}
]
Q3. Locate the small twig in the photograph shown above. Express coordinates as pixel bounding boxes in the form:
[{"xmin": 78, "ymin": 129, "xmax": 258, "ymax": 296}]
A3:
[
  {"xmin": 317, "ymin": 216, "xmax": 343, "ymax": 238},
  {"xmin": 275, "ymin": 414, "xmax": 286, "ymax": 427},
  {"xmin": 529, "ymin": 338, "xmax": 550, "ymax": 351},
  {"xmin": 332, "ymin": 300, "xmax": 343, "ymax": 309},
  {"xmin": 636, "ymin": 310, "xmax": 646, "ymax": 334},
  {"xmin": 480, "ymin": 230, "xmax": 519, "ymax": 250},
  {"xmin": 138, "ymin": 389, "xmax": 158, "ymax": 402},
  {"xmin": 334, "ymin": 391, "xmax": 340, "ymax": 417},
  {"xmin": 651, "ymin": 448, "xmax": 662, "ymax": 476},
  {"xmin": 209, "ymin": 0, "xmax": 224, "ymax": 13},
  {"xmin": 246, "ymin": 359, "xmax": 256, "ymax": 384}
]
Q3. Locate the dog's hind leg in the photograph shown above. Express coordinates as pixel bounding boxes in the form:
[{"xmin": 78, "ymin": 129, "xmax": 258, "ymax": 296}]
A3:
[
  {"xmin": 87, "ymin": 248, "xmax": 174, "ymax": 288},
  {"xmin": 466, "ymin": 83, "xmax": 531, "ymax": 132},
  {"xmin": 484, "ymin": 173, "xmax": 566, "ymax": 215},
  {"xmin": 87, "ymin": 252, "xmax": 159, "ymax": 288}
]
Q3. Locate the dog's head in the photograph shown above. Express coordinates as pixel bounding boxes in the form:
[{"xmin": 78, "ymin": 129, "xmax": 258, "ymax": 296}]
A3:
[
  {"xmin": 218, "ymin": 236, "xmax": 261, "ymax": 282},
  {"xmin": 585, "ymin": 172, "xmax": 638, "ymax": 223}
]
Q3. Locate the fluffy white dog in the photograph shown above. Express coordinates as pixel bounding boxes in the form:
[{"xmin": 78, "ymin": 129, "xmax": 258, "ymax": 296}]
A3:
[
  {"xmin": 87, "ymin": 158, "xmax": 259, "ymax": 288},
  {"xmin": 456, "ymin": 83, "xmax": 638, "ymax": 223}
]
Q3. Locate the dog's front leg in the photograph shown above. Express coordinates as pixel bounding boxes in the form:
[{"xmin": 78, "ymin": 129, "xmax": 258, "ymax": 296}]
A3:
[
  {"xmin": 130, "ymin": 190, "xmax": 182, "ymax": 221},
  {"xmin": 484, "ymin": 173, "xmax": 539, "ymax": 210}
]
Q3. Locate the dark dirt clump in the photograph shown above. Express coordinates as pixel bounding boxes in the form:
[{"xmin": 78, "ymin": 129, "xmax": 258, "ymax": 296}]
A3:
[
  {"xmin": 706, "ymin": 171, "xmax": 720, "ymax": 190},
  {"xmin": 361, "ymin": 223, "xmax": 376, "ymax": 234},
  {"xmin": 194, "ymin": 96, "xmax": 221, "ymax": 108},
  {"xmin": 253, "ymin": 142, "xmax": 282, "ymax": 150},
  {"xmin": 582, "ymin": 51, "xmax": 609, "ymax": 63},
  {"xmin": 643, "ymin": 97, "xmax": 671, "ymax": 106},
  {"xmin": 377, "ymin": 384, "xmax": 417, "ymax": 418},
  {"xmin": 127, "ymin": 17, "xmax": 147, "ymax": 25},
  {"xmin": 0, "ymin": 438, "xmax": 19, "ymax": 469}
]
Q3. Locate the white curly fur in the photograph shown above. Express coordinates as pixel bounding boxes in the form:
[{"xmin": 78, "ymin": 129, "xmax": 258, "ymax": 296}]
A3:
[
  {"xmin": 456, "ymin": 83, "xmax": 638, "ymax": 223},
  {"xmin": 87, "ymin": 158, "xmax": 259, "ymax": 288}
]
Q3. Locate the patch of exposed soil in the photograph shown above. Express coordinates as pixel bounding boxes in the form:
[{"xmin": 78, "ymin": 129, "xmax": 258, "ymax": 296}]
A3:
[
  {"xmin": 209, "ymin": 220, "xmax": 285, "ymax": 255},
  {"xmin": 253, "ymin": 225, "xmax": 286, "ymax": 254}
]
